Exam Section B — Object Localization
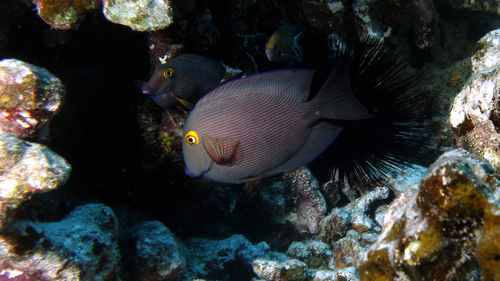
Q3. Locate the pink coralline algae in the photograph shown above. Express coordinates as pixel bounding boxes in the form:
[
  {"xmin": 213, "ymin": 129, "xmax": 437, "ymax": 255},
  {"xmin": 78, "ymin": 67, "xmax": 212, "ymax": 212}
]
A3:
[
  {"xmin": 0, "ymin": 59, "xmax": 65, "ymax": 139},
  {"xmin": 284, "ymin": 167, "xmax": 327, "ymax": 234},
  {"xmin": 34, "ymin": 0, "xmax": 100, "ymax": 30}
]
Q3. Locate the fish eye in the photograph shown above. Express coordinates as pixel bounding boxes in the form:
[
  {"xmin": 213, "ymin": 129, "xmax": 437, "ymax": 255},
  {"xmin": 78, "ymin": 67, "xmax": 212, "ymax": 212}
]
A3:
[
  {"xmin": 185, "ymin": 131, "xmax": 199, "ymax": 145},
  {"xmin": 163, "ymin": 68, "xmax": 174, "ymax": 79}
]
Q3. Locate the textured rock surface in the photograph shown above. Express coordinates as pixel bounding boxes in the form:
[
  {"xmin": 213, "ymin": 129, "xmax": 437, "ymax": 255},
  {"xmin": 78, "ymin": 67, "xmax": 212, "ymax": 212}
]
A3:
[
  {"xmin": 132, "ymin": 221, "xmax": 186, "ymax": 281},
  {"xmin": 285, "ymin": 167, "xmax": 327, "ymax": 234},
  {"xmin": 103, "ymin": 0, "xmax": 174, "ymax": 32},
  {"xmin": 0, "ymin": 133, "xmax": 71, "ymax": 231},
  {"xmin": 33, "ymin": 0, "xmax": 100, "ymax": 30},
  {"xmin": 359, "ymin": 149, "xmax": 500, "ymax": 281},
  {"xmin": 184, "ymin": 234, "xmax": 287, "ymax": 279},
  {"xmin": 0, "ymin": 204, "xmax": 120, "ymax": 281},
  {"xmin": 0, "ymin": 59, "xmax": 65, "ymax": 138},
  {"xmin": 252, "ymin": 258, "xmax": 308, "ymax": 281},
  {"xmin": 450, "ymin": 29, "xmax": 500, "ymax": 171},
  {"xmin": 449, "ymin": 0, "xmax": 500, "ymax": 15}
]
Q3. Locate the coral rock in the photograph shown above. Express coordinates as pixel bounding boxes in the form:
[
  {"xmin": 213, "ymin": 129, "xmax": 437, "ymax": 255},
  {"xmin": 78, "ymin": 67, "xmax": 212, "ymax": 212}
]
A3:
[
  {"xmin": 310, "ymin": 267, "xmax": 360, "ymax": 281},
  {"xmin": 34, "ymin": 0, "xmax": 100, "ymax": 30},
  {"xmin": 103, "ymin": 0, "xmax": 174, "ymax": 32},
  {"xmin": 184, "ymin": 234, "xmax": 286, "ymax": 279},
  {"xmin": 0, "ymin": 59, "xmax": 65, "ymax": 138},
  {"xmin": 0, "ymin": 133, "xmax": 71, "ymax": 231},
  {"xmin": 286, "ymin": 241, "xmax": 332, "ymax": 269},
  {"xmin": 450, "ymin": 29, "xmax": 500, "ymax": 171},
  {"xmin": 449, "ymin": 0, "xmax": 500, "ymax": 15},
  {"xmin": 359, "ymin": 149, "xmax": 500, "ymax": 281},
  {"xmin": 0, "ymin": 204, "xmax": 120, "ymax": 280},
  {"xmin": 285, "ymin": 167, "xmax": 327, "ymax": 234},
  {"xmin": 132, "ymin": 221, "xmax": 186, "ymax": 281},
  {"xmin": 252, "ymin": 259, "xmax": 307, "ymax": 281}
]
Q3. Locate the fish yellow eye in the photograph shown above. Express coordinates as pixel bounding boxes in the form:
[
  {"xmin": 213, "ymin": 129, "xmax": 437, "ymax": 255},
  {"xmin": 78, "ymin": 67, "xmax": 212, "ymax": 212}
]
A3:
[
  {"xmin": 185, "ymin": 131, "xmax": 199, "ymax": 145},
  {"xmin": 163, "ymin": 68, "xmax": 174, "ymax": 78}
]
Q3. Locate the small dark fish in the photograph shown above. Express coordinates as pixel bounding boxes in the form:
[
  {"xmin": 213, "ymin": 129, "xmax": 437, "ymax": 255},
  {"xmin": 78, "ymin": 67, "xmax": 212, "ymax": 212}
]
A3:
[
  {"xmin": 137, "ymin": 54, "xmax": 226, "ymax": 111},
  {"xmin": 266, "ymin": 24, "xmax": 302, "ymax": 62},
  {"xmin": 182, "ymin": 59, "xmax": 372, "ymax": 184}
]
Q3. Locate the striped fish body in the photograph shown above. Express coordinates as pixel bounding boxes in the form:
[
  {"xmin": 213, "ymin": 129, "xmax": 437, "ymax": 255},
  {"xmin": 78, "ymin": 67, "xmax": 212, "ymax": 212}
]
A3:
[{"xmin": 183, "ymin": 60, "xmax": 371, "ymax": 184}]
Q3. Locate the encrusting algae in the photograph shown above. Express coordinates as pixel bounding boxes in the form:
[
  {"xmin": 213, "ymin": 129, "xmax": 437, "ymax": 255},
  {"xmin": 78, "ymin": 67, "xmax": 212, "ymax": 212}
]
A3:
[{"xmin": 359, "ymin": 149, "xmax": 500, "ymax": 281}]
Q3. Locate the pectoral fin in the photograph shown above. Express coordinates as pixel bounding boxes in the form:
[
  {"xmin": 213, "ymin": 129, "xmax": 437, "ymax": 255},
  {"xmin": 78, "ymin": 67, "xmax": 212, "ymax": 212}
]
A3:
[
  {"xmin": 203, "ymin": 136, "xmax": 240, "ymax": 166},
  {"xmin": 170, "ymin": 92, "xmax": 195, "ymax": 111}
]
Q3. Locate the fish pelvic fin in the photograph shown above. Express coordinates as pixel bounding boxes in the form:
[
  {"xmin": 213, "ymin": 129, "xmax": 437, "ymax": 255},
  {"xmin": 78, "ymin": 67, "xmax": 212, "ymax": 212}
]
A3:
[
  {"xmin": 203, "ymin": 136, "xmax": 240, "ymax": 166},
  {"xmin": 313, "ymin": 59, "xmax": 372, "ymax": 121}
]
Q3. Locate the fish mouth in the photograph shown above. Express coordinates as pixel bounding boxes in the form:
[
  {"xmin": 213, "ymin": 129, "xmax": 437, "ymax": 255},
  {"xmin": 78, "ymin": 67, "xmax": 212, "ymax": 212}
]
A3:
[
  {"xmin": 184, "ymin": 166, "xmax": 212, "ymax": 179},
  {"xmin": 141, "ymin": 84, "xmax": 155, "ymax": 96}
]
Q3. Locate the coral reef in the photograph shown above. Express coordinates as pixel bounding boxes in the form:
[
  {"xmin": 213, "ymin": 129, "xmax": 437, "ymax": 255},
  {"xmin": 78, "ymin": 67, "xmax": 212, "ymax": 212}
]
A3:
[
  {"xmin": 359, "ymin": 149, "xmax": 500, "ymax": 281},
  {"xmin": 184, "ymin": 234, "xmax": 287, "ymax": 279},
  {"xmin": 450, "ymin": 29, "xmax": 500, "ymax": 171},
  {"xmin": 449, "ymin": 0, "xmax": 500, "ymax": 15},
  {"xmin": 132, "ymin": 221, "xmax": 186, "ymax": 281},
  {"xmin": 3, "ymin": 0, "xmax": 500, "ymax": 280},
  {"xmin": 0, "ymin": 59, "xmax": 65, "ymax": 139},
  {"xmin": 0, "ymin": 133, "xmax": 71, "ymax": 231},
  {"xmin": 137, "ymin": 101, "xmax": 186, "ymax": 170},
  {"xmin": 284, "ymin": 168, "xmax": 327, "ymax": 234},
  {"xmin": 103, "ymin": 0, "xmax": 173, "ymax": 32},
  {"xmin": 34, "ymin": 0, "xmax": 100, "ymax": 30},
  {"xmin": 0, "ymin": 204, "xmax": 120, "ymax": 280}
]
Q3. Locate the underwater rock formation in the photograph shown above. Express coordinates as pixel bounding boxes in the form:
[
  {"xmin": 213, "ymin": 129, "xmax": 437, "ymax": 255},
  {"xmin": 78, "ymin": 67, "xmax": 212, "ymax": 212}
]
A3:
[
  {"xmin": 450, "ymin": 29, "xmax": 500, "ymax": 171},
  {"xmin": 103, "ymin": 0, "xmax": 174, "ymax": 32},
  {"xmin": 132, "ymin": 221, "xmax": 186, "ymax": 281},
  {"xmin": 137, "ymin": 102, "xmax": 186, "ymax": 170},
  {"xmin": 184, "ymin": 234, "xmax": 287, "ymax": 279},
  {"xmin": 284, "ymin": 168, "xmax": 327, "ymax": 234},
  {"xmin": 0, "ymin": 204, "xmax": 120, "ymax": 280},
  {"xmin": 358, "ymin": 149, "xmax": 500, "ymax": 281},
  {"xmin": 0, "ymin": 59, "xmax": 65, "ymax": 139},
  {"xmin": 0, "ymin": 133, "xmax": 71, "ymax": 231},
  {"xmin": 449, "ymin": 0, "xmax": 500, "ymax": 15},
  {"xmin": 34, "ymin": 0, "xmax": 100, "ymax": 30},
  {"xmin": 300, "ymin": 0, "xmax": 438, "ymax": 49},
  {"xmin": 253, "ymin": 258, "xmax": 308, "ymax": 281}
]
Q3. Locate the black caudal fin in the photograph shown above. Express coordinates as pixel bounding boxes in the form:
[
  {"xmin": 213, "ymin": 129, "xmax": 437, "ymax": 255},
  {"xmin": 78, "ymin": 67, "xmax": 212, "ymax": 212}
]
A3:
[
  {"xmin": 313, "ymin": 59, "xmax": 372, "ymax": 121},
  {"xmin": 287, "ymin": 32, "xmax": 432, "ymax": 193}
]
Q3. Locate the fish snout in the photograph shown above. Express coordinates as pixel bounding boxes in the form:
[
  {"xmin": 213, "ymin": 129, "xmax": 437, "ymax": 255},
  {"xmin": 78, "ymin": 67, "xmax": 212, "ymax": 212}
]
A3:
[{"xmin": 141, "ymin": 84, "xmax": 154, "ymax": 96}]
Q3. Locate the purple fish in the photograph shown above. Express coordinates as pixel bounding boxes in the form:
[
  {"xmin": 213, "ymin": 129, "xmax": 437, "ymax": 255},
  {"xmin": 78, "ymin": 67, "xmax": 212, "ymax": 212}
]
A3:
[
  {"xmin": 137, "ymin": 54, "xmax": 226, "ymax": 111},
  {"xmin": 182, "ymin": 60, "xmax": 372, "ymax": 184}
]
